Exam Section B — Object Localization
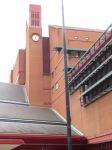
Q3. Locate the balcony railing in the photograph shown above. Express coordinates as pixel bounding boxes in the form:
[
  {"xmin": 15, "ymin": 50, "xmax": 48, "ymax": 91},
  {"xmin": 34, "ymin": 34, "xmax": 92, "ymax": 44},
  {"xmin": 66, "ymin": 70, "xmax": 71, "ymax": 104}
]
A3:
[{"xmin": 68, "ymin": 23, "xmax": 112, "ymax": 85}]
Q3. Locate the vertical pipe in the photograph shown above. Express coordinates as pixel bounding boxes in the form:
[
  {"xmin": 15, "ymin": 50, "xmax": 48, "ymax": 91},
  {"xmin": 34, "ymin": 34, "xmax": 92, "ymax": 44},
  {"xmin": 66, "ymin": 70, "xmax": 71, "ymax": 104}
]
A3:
[{"xmin": 61, "ymin": 0, "xmax": 72, "ymax": 150}]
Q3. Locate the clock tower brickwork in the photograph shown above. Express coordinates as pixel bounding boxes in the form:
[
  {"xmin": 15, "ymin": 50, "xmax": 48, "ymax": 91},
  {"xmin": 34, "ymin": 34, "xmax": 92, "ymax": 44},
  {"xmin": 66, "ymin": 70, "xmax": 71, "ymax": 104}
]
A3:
[{"xmin": 25, "ymin": 5, "xmax": 51, "ymax": 107}]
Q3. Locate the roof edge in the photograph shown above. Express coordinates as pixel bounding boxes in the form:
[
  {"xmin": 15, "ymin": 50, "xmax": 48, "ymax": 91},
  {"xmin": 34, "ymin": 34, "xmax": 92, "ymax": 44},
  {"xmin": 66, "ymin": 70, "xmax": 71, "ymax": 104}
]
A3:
[{"xmin": 51, "ymin": 108, "xmax": 84, "ymax": 136}]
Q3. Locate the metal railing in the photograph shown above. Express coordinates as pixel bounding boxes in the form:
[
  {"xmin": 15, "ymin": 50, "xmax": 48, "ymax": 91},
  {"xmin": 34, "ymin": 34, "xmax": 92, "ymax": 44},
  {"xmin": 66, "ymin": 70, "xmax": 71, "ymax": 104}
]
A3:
[{"xmin": 68, "ymin": 23, "xmax": 112, "ymax": 84}]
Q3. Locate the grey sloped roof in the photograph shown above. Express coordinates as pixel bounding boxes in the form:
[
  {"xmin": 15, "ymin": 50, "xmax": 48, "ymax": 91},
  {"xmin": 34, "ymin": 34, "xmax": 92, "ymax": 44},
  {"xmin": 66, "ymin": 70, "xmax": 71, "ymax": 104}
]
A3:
[
  {"xmin": 0, "ymin": 82, "xmax": 28, "ymax": 104},
  {"xmin": 0, "ymin": 121, "xmax": 77, "ymax": 135},
  {"xmin": 0, "ymin": 103, "xmax": 64, "ymax": 122},
  {"xmin": 0, "ymin": 103, "xmax": 81, "ymax": 135},
  {"xmin": 0, "ymin": 82, "xmax": 83, "ymax": 136}
]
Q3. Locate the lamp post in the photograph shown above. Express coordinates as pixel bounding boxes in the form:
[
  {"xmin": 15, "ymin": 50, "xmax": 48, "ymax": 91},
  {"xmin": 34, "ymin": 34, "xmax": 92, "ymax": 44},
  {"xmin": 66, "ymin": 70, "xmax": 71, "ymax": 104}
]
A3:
[{"xmin": 61, "ymin": 0, "xmax": 72, "ymax": 150}]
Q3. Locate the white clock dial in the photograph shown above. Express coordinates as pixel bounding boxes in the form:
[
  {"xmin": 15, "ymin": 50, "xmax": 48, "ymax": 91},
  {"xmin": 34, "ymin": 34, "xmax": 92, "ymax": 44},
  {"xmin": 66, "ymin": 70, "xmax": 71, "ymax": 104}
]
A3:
[{"xmin": 32, "ymin": 35, "xmax": 39, "ymax": 41}]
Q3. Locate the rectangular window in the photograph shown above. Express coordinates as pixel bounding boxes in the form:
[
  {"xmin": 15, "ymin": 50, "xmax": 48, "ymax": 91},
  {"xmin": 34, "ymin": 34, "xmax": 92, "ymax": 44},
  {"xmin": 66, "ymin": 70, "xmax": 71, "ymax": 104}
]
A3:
[
  {"xmin": 101, "ymin": 57, "xmax": 105, "ymax": 63},
  {"xmin": 37, "ymin": 20, "xmax": 39, "ymax": 26},
  {"xmin": 75, "ymin": 36, "xmax": 78, "ymax": 39},
  {"xmin": 31, "ymin": 13, "xmax": 34, "ymax": 18},
  {"xmin": 71, "ymin": 51, "xmax": 78, "ymax": 57},
  {"xmin": 38, "ymin": 14, "xmax": 39, "ymax": 19},
  {"xmin": 52, "ymin": 87, "xmax": 54, "ymax": 93},
  {"xmin": 56, "ymin": 82, "xmax": 58, "ymax": 90},
  {"xmin": 55, "ymin": 67, "xmax": 57, "ymax": 74},
  {"xmin": 52, "ymin": 72, "xmax": 54, "ymax": 79},
  {"xmin": 80, "ymin": 51, "xmax": 85, "ymax": 57},
  {"xmin": 31, "ymin": 20, "xmax": 34, "ymax": 25}
]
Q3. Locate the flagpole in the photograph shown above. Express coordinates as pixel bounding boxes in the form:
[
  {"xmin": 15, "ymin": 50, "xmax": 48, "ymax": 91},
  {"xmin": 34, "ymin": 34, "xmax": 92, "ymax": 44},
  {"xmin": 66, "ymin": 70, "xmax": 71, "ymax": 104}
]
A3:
[{"xmin": 61, "ymin": 0, "xmax": 72, "ymax": 150}]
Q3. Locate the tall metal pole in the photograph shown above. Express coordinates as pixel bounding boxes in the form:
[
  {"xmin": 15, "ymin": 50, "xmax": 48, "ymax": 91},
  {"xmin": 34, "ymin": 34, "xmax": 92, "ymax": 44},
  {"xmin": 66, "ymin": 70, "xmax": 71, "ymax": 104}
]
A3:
[{"xmin": 61, "ymin": 0, "xmax": 72, "ymax": 150}]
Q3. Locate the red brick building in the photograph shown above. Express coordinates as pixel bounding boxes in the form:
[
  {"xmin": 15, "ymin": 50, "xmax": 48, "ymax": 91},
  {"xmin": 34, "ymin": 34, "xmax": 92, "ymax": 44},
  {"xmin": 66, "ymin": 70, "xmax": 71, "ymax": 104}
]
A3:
[{"xmin": 7, "ymin": 3, "xmax": 112, "ymax": 150}]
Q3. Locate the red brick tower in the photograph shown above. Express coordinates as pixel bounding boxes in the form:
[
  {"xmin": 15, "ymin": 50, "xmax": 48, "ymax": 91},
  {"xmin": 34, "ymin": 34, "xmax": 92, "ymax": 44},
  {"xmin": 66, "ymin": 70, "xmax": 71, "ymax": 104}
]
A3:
[{"xmin": 25, "ymin": 4, "xmax": 44, "ymax": 107}]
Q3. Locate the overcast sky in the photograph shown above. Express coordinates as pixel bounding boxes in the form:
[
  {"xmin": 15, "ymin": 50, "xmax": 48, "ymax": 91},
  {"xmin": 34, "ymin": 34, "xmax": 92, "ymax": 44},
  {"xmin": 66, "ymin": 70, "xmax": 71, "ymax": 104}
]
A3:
[{"xmin": 0, "ymin": 0, "xmax": 112, "ymax": 83}]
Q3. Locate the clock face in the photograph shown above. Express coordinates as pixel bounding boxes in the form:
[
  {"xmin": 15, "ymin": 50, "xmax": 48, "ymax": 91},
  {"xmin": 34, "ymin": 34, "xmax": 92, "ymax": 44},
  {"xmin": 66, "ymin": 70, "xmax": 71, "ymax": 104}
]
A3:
[{"xmin": 32, "ymin": 35, "xmax": 39, "ymax": 42}]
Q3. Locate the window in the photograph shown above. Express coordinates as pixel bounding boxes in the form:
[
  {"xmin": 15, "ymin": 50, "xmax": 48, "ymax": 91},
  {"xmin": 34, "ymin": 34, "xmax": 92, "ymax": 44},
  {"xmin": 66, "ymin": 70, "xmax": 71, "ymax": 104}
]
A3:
[
  {"xmin": 86, "ymin": 37, "xmax": 89, "ymax": 40},
  {"xmin": 56, "ymin": 82, "xmax": 58, "ymax": 90},
  {"xmin": 106, "ymin": 51, "xmax": 111, "ymax": 58},
  {"xmin": 31, "ymin": 13, "xmax": 34, "ymax": 18},
  {"xmin": 85, "ymin": 84, "xmax": 88, "ymax": 91},
  {"xmin": 101, "ymin": 57, "xmax": 105, "ymax": 63},
  {"xmin": 108, "ymin": 63, "xmax": 112, "ymax": 72},
  {"xmin": 55, "ymin": 67, "xmax": 57, "ymax": 74},
  {"xmin": 80, "ymin": 51, "xmax": 85, "ymax": 57},
  {"xmin": 75, "ymin": 36, "xmax": 78, "ymax": 39},
  {"xmin": 52, "ymin": 87, "xmax": 54, "ymax": 93},
  {"xmin": 31, "ymin": 20, "xmax": 34, "ymax": 25},
  {"xmin": 84, "ymin": 74, "xmax": 86, "ymax": 79},
  {"xmin": 110, "ymin": 78, "xmax": 112, "ymax": 87},
  {"xmin": 102, "ymin": 68, "xmax": 106, "ymax": 77},
  {"xmin": 89, "ymin": 92, "xmax": 92, "ymax": 100},
  {"xmin": 74, "ymin": 83, "xmax": 76, "ymax": 89},
  {"xmin": 87, "ymin": 70, "xmax": 90, "ymax": 76},
  {"xmin": 96, "ymin": 62, "xmax": 100, "ymax": 68},
  {"xmin": 88, "ymin": 80, "xmax": 91, "ymax": 88},
  {"xmin": 85, "ymin": 96, "xmax": 89, "ymax": 103},
  {"xmin": 91, "ymin": 66, "xmax": 95, "ymax": 72},
  {"xmin": 71, "ymin": 51, "xmax": 78, "ymax": 57},
  {"xmin": 52, "ymin": 72, "xmax": 54, "ymax": 79}
]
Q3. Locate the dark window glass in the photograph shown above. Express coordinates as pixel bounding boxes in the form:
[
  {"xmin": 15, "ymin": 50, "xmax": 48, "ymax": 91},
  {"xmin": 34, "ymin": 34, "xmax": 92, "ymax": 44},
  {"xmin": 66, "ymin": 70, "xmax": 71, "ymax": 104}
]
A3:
[
  {"xmin": 110, "ymin": 78, "xmax": 112, "ymax": 87},
  {"xmin": 92, "ymin": 78, "xmax": 96, "ymax": 85},
  {"xmin": 108, "ymin": 64, "xmax": 112, "ymax": 72},
  {"xmin": 85, "ymin": 84, "xmax": 88, "ymax": 91},
  {"xmin": 91, "ymin": 66, "xmax": 95, "ymax": 72},
  {"xmin": 80, "ymin": 77, "xmax": 83, "ymax": 82},
  {"xmin": 87, "ymin": 70, "xmax": 90, "ymax": 76},
  {"xmin": 89, "ymin": 92, "xmax": 92, "ymax": 100},
  {"xmin": 98, "ymin": 86, "xmax": 103, "ymax": 94},
  {"xmin": 101, "ymin": 57, "xmax": 105, "ymax": 63},
  {"xmin": 104, "ymin": 82, "xmax": 108, "ymax": 91},
  {"xmin": 37, "ymin": 20, "xmax": 39, "ymax": 26},
  {"xmin": 93, "ymin": 90, "xmax": 97, "ymax": 98},
  {"xmin": 85, "ymin": 96, "xmax": 89, "ymax": 103},
  {"xmin": 102, "ymin": 68, "xmax": 106, "ymax": 77},
  {"xmin": 38, "ymin": 14, "xmax": 39, "ymax": 19},
  {"xmin": 88, "ymin": 80, "xmax": 91, "ymax": 88},
  {"xmin": 96, "ymin": 62, "xmax": 100, "ymax": 68},
  {"xmin": 106, "ymin": 51, "xmax": 111, "ymax": 58},
  {"xmin": 71, "ymin": 86, "xmax": 73, "ymax": 91},
  {"xmin": 97, "ymin": 73, "xmax": 101, "ymax": 81},
  {"xmin": 84, "ymin": 74, "xmax": 86, "ymax": 79},
  {"xmin": 74, "ymin": 83, "xmax": 76, "ymax": 89},
  {"xmin": 77, "ymin": 80, "xmax": 79, "ymax": 85}
]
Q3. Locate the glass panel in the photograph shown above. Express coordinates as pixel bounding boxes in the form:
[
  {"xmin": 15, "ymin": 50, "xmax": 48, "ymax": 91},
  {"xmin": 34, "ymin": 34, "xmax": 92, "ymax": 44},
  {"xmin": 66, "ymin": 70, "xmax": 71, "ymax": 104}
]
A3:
[
  {"xmin": 101, "ymin": 57, "xmax": 105, "ymax": 63},
  {"xmin": 106, "ymin": 51, "xmax": 111, "ymax": 58},
  {"xmin": 84, "ymin": 74, "xmax": 86, "ymax": 79},
  {"xmin": 85, "ymin": 84, "xmax": 88, "ymax": 91},
  {"xmin": 87, "ymin": 70, "xmax": 90, "ymax": 76},
  {"xmin": 74, "ymin": 83, "xmax": 76, "ymax": 89},
  {"xmin": 104, "ymin": 82, "xmax": 108, "ymax": 91},
  {"xmin": 85, "ymin": 96, "xmax": 89, "ymax": 103},
  {"xmin": 80, "ymin": 51, "xmax": 85, "ymax": 57},
  {"xmin": 88, "ymin": 80, "xmax": 91, "ymax": 88},
  {"xmin": 108, "ymin": 64, "xmax": 112, "ymax": 72},
  {"xmin": 96, "ymin": 62, "xmax": 100, "ymax": 68},
  {"xmin": 71, "ymin": 51, "xmax": 78, "ymax": 57},
  {"xmin": 102, "ymin": 68, "xmax": 106, "ymax": 77},
  {"xmin": 89, "ymin": 92, "xmax": 92, "ymax": 100},
  {"xmin": 97, "ymin": 73, "xmax": 101, "ymax": 81},
  {"xmin": 110, "ymin": 78, "xmax": 112, "ymax": 87},
  {"xmin": 91, "ymin": 66, "xmax": 95, "ymax": 72}
]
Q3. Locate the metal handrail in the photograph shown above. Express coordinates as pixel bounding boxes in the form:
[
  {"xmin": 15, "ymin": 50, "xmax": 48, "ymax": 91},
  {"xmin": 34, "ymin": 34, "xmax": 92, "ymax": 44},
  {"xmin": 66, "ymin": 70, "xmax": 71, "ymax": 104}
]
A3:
[{"xmin": 68, "ymin": 23, "xmax": 112, "ymax": 77}]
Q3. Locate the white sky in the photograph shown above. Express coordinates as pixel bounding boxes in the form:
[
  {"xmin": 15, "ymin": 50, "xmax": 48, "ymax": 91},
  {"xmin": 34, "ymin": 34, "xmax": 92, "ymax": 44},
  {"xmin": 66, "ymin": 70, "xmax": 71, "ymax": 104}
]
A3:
[{"xmin": 0, "ymin": 0, "xmax": 112, "ymax": 83}]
